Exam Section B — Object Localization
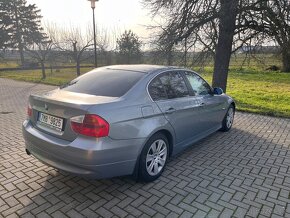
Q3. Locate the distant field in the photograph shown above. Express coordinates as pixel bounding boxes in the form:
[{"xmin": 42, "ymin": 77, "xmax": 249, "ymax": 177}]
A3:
[
  {"xmin": 0, "ymin": 65, "xmax": 289, "ymax": 118},
  {"xmin": 229, "ymin": 53, "xmax": 281, "ymax": 69},
  {"xmin": 179, "ymin": 53, "xmax": 282, "ymax": 70},
  {"xmin": 0, "ymin": 61, "xmax": 19, "ymax": 68}
]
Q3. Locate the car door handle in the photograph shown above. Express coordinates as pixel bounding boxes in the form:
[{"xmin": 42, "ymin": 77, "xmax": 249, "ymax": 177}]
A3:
[
  {"xmin": 199, "ymin": 102, "xmax": 205, "ymax": 107},
  {"xmin": 165, "ymin": 108, "xmax": 176, "ymax": 114}
]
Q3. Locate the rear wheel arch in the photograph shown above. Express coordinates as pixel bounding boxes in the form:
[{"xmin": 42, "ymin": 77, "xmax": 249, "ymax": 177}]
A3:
[
  {"xmin": 155, "ymin": 130, "xmax": 174, "ymax": 157},
  {"xmin": 132, "ymin": 129, "xmax": 174, "ymax": 181},
  {"xmin": 139, "ymin": 129, "xmax": 174, "ymax": 157}
]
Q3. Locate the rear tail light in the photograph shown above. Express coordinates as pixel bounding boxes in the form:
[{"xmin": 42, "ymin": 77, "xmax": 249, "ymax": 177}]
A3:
[
  {"xmin": 71, "ymin": 114, "xmax": 109, "ymax": 138},
  {"xmin": 27, "ymin": 104, "xmax": 32, "ymax": 117}
]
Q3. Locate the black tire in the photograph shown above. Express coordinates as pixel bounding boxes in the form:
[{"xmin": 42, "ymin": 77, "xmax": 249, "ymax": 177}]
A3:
[
  {"xmin": 139, "ymin": 133, "xmax": 169, "ymax": 182},
  {"xmin": 220, "ymin": 104, "xmax": 235, "ymax": 132}
]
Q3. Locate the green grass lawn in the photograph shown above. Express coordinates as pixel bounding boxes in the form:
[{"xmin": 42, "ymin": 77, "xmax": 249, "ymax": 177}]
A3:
[
  {"xmin": 0, "ymin": 66, "xmax": 289, "ymax": 118},
  {"xmin": 199, "ymin": 68, "xmax": 290, "ymax": 118},
  {"xmin": 0, "ymin": 67, "xmax": 93, "ymax": 86}
]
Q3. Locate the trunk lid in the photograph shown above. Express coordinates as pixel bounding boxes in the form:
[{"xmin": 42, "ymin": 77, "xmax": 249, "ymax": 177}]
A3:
[{"xmin": 29, "ymin": 89, "xmax": 118, "ymax": 141}]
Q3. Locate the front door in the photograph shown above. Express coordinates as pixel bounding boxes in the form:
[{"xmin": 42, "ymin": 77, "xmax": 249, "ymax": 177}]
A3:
[{"xmin": 183, "ymin": 71, "xmax": 225, "ymax": 133}]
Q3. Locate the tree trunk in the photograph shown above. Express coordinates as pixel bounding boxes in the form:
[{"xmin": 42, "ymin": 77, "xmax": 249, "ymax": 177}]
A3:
[
  {"xmin": 19, "ymin": 44, "xmax": 25, "ymax": 66},
  {"xmin": 167, "ymin": 49, "xmax": 172, "ymax": 65},
  {"xmin": 14, "ymin": 3, "xmax": 25, "ymax": 66},
  {"xmin": 282, "ymin": 49, "xmax": 290, "ymax": 72},
  {"xmin": 73, "ymin": 42, "xmax": 81, "ymax": 76},
  {"xmin": 184, "ymin": 38, "xmax": 187, "ymax": 67},
  {"xmin": 76, "ymin": 61, "xmax": 81, "ymax": 76},
  {"xmin": 40, "ymin": 61, "xmax": 46, "ymax": 79},
  {"xmin": 212, "ymin": 0, "xmax": 239, "ymax": 93}
]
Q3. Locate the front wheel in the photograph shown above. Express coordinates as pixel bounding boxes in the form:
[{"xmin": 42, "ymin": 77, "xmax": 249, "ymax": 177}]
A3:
[
  {"xmin": 139, "ymin": 133, "xmax": 169, "ymax": 182},
  {"xmin": 220, "ymin": 105, "xmax": 235, "ymax": 132}
]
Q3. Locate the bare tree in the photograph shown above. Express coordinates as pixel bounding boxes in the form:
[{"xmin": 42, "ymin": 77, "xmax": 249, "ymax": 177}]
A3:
[
  {"xmin": 144, "ymin": 0, "xmax": 290, "ymax": 90},
  {"xmin": 148, "ymin": 32, "xmax": 174, "ymax": 65},
  {"xmin": 143, "ymin": 0, "xmax": 239, "ymax": 92},
  {"xmin": 40, "ymin": 23, "xmax": 114, "ymax": 71},
  {"xmin": 96, "ymin": 28, "xmax": 113, "ymax": 66},
  {"xmin": 24, "ymin": 23, "xmax": 56, "ymax": 79},
  {"xmin": 240, "ymin": 0, "xmax": 290, "ymax": 72},
  {"xmin": 25, "ymin": 37, "xmax": 53, "ymax": 79},
  {"xmin": 56, "ymin": 26, "xmax": 93, "ymax": 76}
]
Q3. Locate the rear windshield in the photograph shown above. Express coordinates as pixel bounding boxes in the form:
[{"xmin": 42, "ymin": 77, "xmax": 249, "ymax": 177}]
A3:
[{"xmin": 61, "ymin": 68, "xmax": 145, "ymax": 97}]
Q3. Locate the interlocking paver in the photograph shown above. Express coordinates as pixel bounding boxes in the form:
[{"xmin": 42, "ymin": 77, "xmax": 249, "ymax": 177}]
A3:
[{"xmin": 0, "ymin": 78, "xmax": 290, "ymax": 217}]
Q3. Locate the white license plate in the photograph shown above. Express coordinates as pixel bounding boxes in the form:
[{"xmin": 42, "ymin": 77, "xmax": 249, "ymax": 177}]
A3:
[{"xmin": 38, "ymin": 112, "xmax": 63, "ymax": 131}]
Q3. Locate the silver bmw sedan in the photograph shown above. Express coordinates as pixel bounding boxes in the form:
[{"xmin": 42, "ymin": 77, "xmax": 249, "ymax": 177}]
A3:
[{"xmin": 22, "ymin": 65, "xmax": 235, "ymax": 182}]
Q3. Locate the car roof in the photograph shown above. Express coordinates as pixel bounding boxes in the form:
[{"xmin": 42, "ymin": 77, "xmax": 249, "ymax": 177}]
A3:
[{"xmin": 103, "ymin": 65, "xmax": 180, "ymax": 74}]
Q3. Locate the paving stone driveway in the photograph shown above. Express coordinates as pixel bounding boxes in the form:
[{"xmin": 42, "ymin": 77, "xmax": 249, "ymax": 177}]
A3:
[{"xmin": 0, "ymin": 78, "xmax": 290, "ymax": 218}]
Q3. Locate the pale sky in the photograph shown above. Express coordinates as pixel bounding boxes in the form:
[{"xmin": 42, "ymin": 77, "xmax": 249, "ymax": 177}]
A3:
[{"xmin": 26, "ymin": 0, "xmax": 156, "ymax": 41}]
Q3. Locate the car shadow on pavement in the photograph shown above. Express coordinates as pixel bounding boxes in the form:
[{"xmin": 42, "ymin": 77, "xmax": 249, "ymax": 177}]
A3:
[{"xmin": 17, "ymin": 126, "xmax": 290, "ymax": 217}]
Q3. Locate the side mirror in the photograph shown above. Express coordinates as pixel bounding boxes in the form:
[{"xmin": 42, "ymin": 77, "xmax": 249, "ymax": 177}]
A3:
[{"xmin": 213, "ymin": 87, "xmax": 224, "ymax": 95}]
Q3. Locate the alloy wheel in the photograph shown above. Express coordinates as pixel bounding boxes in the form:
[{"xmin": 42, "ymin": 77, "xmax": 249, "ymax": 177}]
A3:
[
  {"xmin": 226, "ymin": 107, "xmax": 234, "ymax": 128},
  {"xmin": 146, "ymin": 139, "xmax": 167, "ymax": 176}
]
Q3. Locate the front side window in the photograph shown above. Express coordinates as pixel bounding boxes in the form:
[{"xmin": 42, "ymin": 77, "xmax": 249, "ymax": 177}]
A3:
[{"xmin": 184, "ymin": 72, "xmax": 212, "ymax": 96}]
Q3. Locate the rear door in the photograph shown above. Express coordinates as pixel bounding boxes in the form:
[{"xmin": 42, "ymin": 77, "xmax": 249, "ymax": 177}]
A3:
[
  {"xmin": 148, "ymin": 71, "xmax": 202, "ymax": 146},
  {"xmin": 183, "ymin": 71, "xmax": 226, "ymax": 132}
]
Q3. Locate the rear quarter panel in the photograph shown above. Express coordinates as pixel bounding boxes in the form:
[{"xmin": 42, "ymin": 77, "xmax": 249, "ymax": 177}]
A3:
[{"xmin": 90, "ymin": 98, "xmax": 174, "ymax": 141}]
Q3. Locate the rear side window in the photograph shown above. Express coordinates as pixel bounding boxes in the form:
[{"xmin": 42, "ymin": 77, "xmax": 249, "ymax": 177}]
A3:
[
  {"xmin": 159, "ymin": 72, "xmax": 189, "ymax": 99},
  {"xmin": 61, "ymin": 69, "xmax": 144, "ymax": 97},
  {"xmin": 148, "ymin": 71, "xmax": 189, "ymax": 101},
  {"xmin": 148, "ymin": 78, "xmax": 167, "ymax": 101}
]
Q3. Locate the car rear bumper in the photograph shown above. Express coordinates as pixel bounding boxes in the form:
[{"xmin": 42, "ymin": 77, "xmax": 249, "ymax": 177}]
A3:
[{"xmin": 22, "ymin": 120, "xmax": 145, "ymax": 179}]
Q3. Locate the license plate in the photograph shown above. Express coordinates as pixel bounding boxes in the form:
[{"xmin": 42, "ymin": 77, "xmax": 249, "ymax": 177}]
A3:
[{"xmin": 38, "ymin": 112, "xmax": 63, "ymax": 131}]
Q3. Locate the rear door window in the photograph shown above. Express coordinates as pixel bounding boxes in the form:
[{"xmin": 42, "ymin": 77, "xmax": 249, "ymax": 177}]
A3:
[
  {"xmin": 61, "ymin": 69, "xmax": 144, "ymax": 97},
  {"xmin": 148, "ymin": 71, "xmax": 189, "ymax": 100},
  {"xmin": 159, "ymin": 72, "xmax": 189, "ymax": 99},
  {"xmin": 148, "ymin": 78, "xmax": 168, "ymax": 101}
]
